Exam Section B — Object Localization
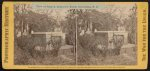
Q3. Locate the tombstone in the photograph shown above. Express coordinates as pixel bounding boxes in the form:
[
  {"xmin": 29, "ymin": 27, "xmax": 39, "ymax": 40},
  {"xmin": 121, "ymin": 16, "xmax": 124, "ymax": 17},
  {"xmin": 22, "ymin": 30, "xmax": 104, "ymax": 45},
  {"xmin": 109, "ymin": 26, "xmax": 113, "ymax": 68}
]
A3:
[
  {"xmin": 113, "ymin": 35, "xmax": 124, "ymax": 55},
  {"xmin": 51, "ymin": 36, "xmax": 62, "ymax": 57}
]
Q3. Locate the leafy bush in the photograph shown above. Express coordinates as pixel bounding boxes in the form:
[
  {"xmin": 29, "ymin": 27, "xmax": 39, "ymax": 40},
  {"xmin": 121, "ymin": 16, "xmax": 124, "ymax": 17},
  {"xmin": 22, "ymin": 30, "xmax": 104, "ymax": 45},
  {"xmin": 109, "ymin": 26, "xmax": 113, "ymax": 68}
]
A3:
[
  {"xmin": 77, "ymin": 34, "xmax": 101, "ymax": 64},
  {"xmin": 15, "ymin": 35, "xmax": 47, "ymax": 64}
]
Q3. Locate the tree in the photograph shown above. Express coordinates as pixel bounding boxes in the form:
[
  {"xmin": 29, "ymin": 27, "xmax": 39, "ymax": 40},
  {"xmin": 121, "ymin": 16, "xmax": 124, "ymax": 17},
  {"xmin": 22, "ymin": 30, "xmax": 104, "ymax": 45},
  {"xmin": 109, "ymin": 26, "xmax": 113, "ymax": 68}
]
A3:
[
  {"xmin": 65, "ymin": 9, "xmax": 77, "ymax": 45},
  {"xmin": 14, "ymin": 4, "xmax": 30, "ymax": 36},
  {"xmin": 124, "ymin": 4, "xmax": 137, "ymax": 44},
  {"xmin": 26, "ymin": 11, "xmax": 56, "ymax": 32}
]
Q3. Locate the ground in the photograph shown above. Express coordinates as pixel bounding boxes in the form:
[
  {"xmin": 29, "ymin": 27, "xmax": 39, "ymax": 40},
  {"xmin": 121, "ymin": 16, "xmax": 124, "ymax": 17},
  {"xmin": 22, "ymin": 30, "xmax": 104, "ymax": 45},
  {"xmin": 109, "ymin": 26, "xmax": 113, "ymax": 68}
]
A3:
[
  {"xmin": 14, "ymin": 44, "xmax": 75, "ymax": 65},
  {"xmin": 89, "ymin": 52, "xmax": 136, "ymax": 65},
  {"xmin": 15, "ymin": 43, "xmax": 136, "ymax": 65},
  {"xmin": 88, "ymin": 44, "xmax": 137, "ymax": 65}
]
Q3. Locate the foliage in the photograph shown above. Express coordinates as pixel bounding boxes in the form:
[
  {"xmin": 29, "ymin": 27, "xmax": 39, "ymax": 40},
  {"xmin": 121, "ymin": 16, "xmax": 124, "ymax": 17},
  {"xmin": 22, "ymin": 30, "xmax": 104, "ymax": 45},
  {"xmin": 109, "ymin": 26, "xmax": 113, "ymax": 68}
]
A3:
[
  {"xmin": 26, "ymin": 11, "xmax": 56, "ymax": 32},
  {"xmin": 65, "ymin": 9, "xmax": 76, "ymax": 45},
  {"xmin": 14, "ymin": 4, "xmax": 56, "ymax": 37},
  {"xmin": 76, "ymin": 9, "xmax": 121, "ymax": 31},
  {"xmin": 124, "ymin": 5, "xmax": 137, "ymax": 44}
]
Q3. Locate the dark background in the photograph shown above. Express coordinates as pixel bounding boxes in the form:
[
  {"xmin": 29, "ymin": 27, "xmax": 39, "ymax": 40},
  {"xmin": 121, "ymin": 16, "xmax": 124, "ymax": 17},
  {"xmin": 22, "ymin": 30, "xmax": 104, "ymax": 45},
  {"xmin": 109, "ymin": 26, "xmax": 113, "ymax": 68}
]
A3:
[{"xmin": 0, "ymin": 0, "xmax": 149, "ymax": 71}]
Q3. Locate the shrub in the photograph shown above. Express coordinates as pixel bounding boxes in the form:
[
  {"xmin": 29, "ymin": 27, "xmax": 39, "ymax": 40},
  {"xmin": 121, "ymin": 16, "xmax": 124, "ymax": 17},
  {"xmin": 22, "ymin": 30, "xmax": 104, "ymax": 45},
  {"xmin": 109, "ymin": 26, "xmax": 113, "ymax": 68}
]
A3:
[{"xmin": 77, "ymin": 34, "xmax": 100, "ymax": 64}]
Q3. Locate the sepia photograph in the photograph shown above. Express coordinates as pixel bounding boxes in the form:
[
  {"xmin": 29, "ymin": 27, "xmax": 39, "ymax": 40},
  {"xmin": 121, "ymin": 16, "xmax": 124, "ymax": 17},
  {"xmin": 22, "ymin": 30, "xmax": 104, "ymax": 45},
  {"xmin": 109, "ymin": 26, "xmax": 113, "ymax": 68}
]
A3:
[
  {"xmin": 14, "ymin": 3, "xmax": 137, "ymax": 65},
  {"xmin": 76, "ymin": 4, "xmax": 137, "ymax": 65},
  {"xmin": 14, "ymin": 4, "xmax": 76, "ymax": 65}
]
